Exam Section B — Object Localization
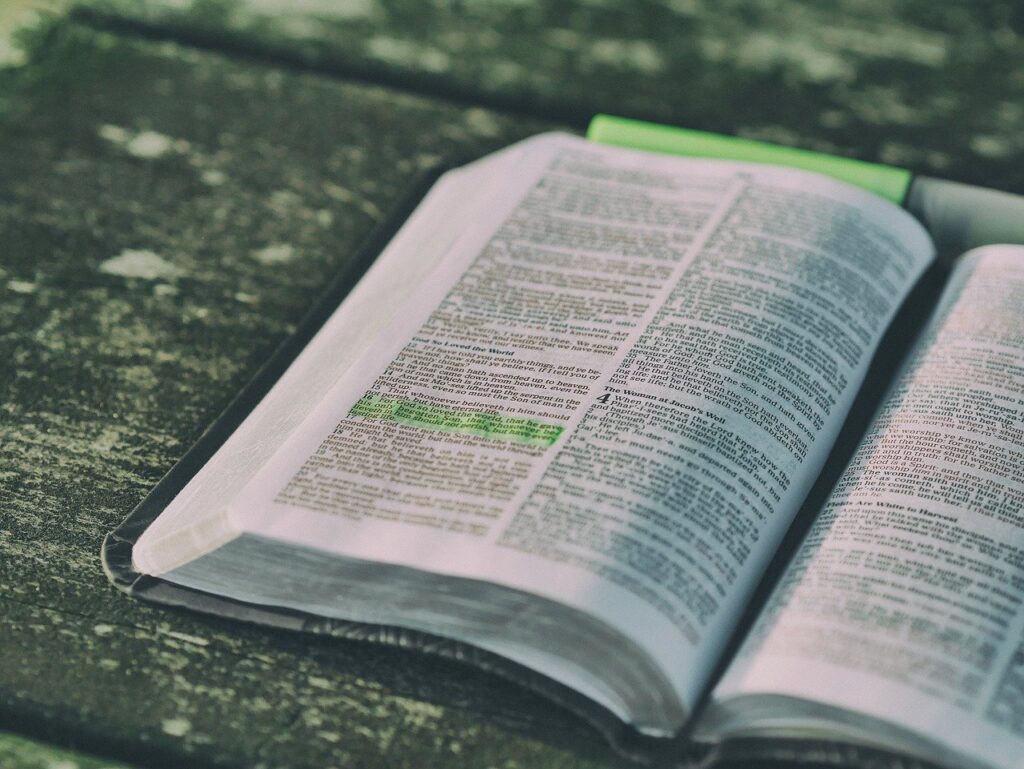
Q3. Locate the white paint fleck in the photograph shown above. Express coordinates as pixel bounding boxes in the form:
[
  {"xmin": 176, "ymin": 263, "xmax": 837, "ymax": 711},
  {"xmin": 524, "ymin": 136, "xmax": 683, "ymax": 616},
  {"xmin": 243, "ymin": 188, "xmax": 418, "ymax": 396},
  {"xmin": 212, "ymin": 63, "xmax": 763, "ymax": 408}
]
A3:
[
  {"xmin": 126, "ymin": 130, "xmax": 184, "ymax": 159},
  {"xmin": 316, "ymin": 209, "xmax": 334, "ymax": 227},
  {"xmin": 736, "ymin": 32, "xmax": 852, "ymax": 83},
  {"xmin": 820, "ymin": 24, "xmax": 947, "ymax": 67},
  {"xmin": 234, "ymin": 291, "xmax": 258, "ymax": 304},
  {"xmin": 697, "ymin": 16, "xmax": 946, "ymax": 86},
  {"xmin": 878, "ymin": 141, "xmax": 922, "ymax": 166},
  {"xmin": 201, "ymin": 169, "xmax": 227, "ymax": 186},
  {"xmin": 308, "ymin": 675, "xmax": 332, "ymax": 689},
  {"xmin": 413, "ymin": 153, "xmax": 442, "ymax": 171},
  {"xmin": 247, "ymin": 0, "xmax": 375, "ymax": 17},
  {"xmin": 100, "ymin": 126, "xmax": 189, "ymax": 158},
  {"xmin": 7, "ymin": 279, "xmax": 36, "ymax": 294},
  {"xmin": 323, "ymin": 183, "xmax": 358, "ymax": 204},
  {"xmin": 971, "ymin": 135, "xmax": 1013, "ymax": 159},
  {"xmin": 480, "ymin": 59, "xmax": 526, "ymax": 88},
  {"xmin": 0, "ymin": 36, "xmax": 28, "ymax": 69},
  {"xmin": 248, "ymin": 696, "xmax": 274, "ymax": 712},
  {"xmin": 161, "ymin": 717, "xmax": 192, "ymax": 737},
  {"xmin": 265, "ymin": 71, "xmax": 285, "ymax": 90},
  {"xmin": 818, "ymin": 110, "xmax": 847, "ymax": 129},
  {"xmin": 463, "ymin": 108, "xmax": 501, "ymax": 138},
  {"xmin": 165, "ymin": 630, "xmax": 210, "ymax": 647},
  {"xmin": 93, "ymin": 623, "xmax": 115, "ymax": 637},
  {"xmin": 365, "ymin": 37, "xmax": 451, "ymax": 73},
  {"xmin": 272, "ymin": 15, "xmax": 326, "ymax": 38},
  {"xmin": 843, "ymin": 85, "xmax": 925, "ymax": 126},
  {"xmin": 664, "ymin": 0, "xmax": 701, "ymax": 17},
  {"xmin": 323, "ymin": 183, "xmax": 384, "ymax": 221},
  {"xmin": 99, "ymin": 658, "xmax": 120, "ymax": 671},
  {"xmin": 46, "ymin": 760, "xmax": 78, "ymax": 769},
  {"xmin": 587, "ymin": 39, "xmax": 666, "ymax": 75},
  {"xmin": 98, "ymin": 124, "xmax": 130, "ymax": 144},
  {"xmin": 544, "ymin": 28, "xmax": 584, "ymax": 51},
  {"xmin": 154, "ymin": 283, "xmax": 179, "ymax": 297},
  {"xmin": 91, "ymin": 428, "xmax": 120, "ymax": 453},
  {"xmin": 353, "ymin": 724, "xmax": 384, "ymax": 743},
  {"xmin": 100, "ymin": 249, "xmax": 181, "ymax": 281},
  {"xmin": 269, "ymin": 189, "xmax": 302, "ymax": 211},
  {"xmin": 252, "ymin": 243, "xmax": 296, "ymax": 265},
  {"xmin": 395, "ymin": 697, "xmax": 444, "ymax": 728},
  {"xmin": 995, "ymin": 101, "xmax": 1024, "ymax": 128},
  {"xmin": 305, "ymin": 713, "xmax": 325, "ymax": 728}
]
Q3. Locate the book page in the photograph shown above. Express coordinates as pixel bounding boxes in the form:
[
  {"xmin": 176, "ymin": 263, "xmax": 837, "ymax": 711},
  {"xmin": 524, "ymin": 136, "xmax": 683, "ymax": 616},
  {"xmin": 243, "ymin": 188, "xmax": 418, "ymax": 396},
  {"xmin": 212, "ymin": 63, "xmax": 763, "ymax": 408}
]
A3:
[
  {"xmin": 707, "ymin": 246, "xmax": 1024, "ymax": 769},
  {"xmin": 131, "ymin": 139, "xmax": 530, "ymax": 556},
  {"xmin": 186, "ymin": 133, "xmax": 932, "ymax": 716}
]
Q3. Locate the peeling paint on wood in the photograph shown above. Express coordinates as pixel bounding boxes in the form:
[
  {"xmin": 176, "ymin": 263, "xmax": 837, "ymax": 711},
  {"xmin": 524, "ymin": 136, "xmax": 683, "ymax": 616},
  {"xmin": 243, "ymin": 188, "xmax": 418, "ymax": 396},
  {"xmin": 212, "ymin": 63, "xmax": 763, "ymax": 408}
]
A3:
[
  {"xmin": 0, "ymin": 20, "xmax": 622, "ymax": 769},
  {"xmin": 75, "ymin": 0, "xmax": 1024, "ymax": 193}
]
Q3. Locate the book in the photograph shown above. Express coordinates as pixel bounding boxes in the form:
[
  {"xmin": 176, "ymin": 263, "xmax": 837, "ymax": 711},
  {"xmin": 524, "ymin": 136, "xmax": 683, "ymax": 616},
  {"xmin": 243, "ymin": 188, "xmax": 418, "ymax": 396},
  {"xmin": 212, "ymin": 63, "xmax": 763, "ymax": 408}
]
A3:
[{"xmin": 103, "ymin": 126, "xmax": 1024, "ymax": 769}]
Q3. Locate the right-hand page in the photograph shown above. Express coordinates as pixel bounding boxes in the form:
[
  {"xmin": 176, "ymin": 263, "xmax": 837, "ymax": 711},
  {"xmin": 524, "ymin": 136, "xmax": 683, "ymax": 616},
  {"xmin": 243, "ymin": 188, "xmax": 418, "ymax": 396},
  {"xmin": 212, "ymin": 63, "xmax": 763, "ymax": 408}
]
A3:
[{"xmin": 705, "ymin": 245, "xmax": 1024, "ymax": 769}]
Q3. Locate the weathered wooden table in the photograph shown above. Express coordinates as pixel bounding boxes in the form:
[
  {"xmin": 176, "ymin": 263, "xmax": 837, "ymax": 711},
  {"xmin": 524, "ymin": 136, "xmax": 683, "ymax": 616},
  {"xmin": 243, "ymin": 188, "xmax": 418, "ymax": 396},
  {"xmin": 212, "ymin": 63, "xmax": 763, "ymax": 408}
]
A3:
[{"xmin": 2, "ymin": 2, "xmax": 1023, "ymax": 767}]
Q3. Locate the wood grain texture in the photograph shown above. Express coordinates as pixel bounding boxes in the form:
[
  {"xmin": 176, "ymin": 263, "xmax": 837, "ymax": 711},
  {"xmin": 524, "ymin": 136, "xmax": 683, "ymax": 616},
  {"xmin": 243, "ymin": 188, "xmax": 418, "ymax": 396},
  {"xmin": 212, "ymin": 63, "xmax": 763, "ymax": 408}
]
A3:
[
  {"xmin": 0, "ymin": 729, "xmax": 135, "ymax": 769},
  {"xmin": 74, "ymin": 0, "xmax": 1024, "ymax": 194},
  {"xmin": 4, "ymin": 2, "xmax": 1023, "ymax": 767},
  {"xmin": 0, "ymin": 20, "xmax": 631, "ymax": 769}
]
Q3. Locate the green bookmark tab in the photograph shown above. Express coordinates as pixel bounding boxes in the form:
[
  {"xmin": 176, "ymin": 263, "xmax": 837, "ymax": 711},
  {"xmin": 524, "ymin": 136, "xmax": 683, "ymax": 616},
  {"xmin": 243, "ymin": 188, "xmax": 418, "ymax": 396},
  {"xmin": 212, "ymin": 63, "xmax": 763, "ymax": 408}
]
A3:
[{"xmin": 587, "ymin": 114, "xmax": 912, "ymax": 204}]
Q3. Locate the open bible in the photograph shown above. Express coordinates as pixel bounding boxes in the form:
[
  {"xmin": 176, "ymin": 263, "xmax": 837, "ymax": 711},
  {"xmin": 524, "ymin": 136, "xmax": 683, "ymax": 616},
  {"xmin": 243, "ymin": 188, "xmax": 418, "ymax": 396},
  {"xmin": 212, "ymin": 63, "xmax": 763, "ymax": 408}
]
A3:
[{"xmin": 103, "ymin": 133, "xmax": 1024, "ymax": 769}]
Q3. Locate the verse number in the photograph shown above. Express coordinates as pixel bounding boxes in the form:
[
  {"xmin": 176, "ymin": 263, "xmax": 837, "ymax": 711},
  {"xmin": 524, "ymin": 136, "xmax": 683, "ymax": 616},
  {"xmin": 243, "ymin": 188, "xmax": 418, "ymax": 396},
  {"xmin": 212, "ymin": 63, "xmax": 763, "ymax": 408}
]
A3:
[{"xmin": 596, "ymin": 393, "xmax": 612, "ymax": 404}]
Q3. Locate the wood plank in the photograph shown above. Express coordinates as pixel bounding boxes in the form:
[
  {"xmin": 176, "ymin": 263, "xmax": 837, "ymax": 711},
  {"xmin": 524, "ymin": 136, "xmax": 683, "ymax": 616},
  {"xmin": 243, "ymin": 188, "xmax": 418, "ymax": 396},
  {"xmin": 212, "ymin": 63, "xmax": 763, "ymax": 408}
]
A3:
[
  {"xmin": 74, "ymin": 0, "xmax": 1024, "ymax": 193},
  {"xmin": 0, "ymin": 20, "xmax": 630, "ymax": 768}
]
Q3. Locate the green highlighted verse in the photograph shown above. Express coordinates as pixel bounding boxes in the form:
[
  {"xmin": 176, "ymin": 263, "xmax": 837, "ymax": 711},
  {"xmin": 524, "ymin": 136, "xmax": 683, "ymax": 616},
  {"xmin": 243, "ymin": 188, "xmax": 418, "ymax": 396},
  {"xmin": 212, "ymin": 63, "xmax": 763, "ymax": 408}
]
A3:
[{"xmin": 349, "ymin": 394, "xmax": 565, "ymax": 447}]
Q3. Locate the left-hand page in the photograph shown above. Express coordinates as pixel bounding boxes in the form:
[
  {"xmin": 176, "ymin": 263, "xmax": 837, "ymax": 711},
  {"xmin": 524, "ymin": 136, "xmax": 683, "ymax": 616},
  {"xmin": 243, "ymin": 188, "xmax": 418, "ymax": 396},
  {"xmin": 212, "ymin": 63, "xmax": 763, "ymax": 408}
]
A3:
[{"xmin": 136, "ymin": 132, "xmax": 933, "ymax": 725}]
